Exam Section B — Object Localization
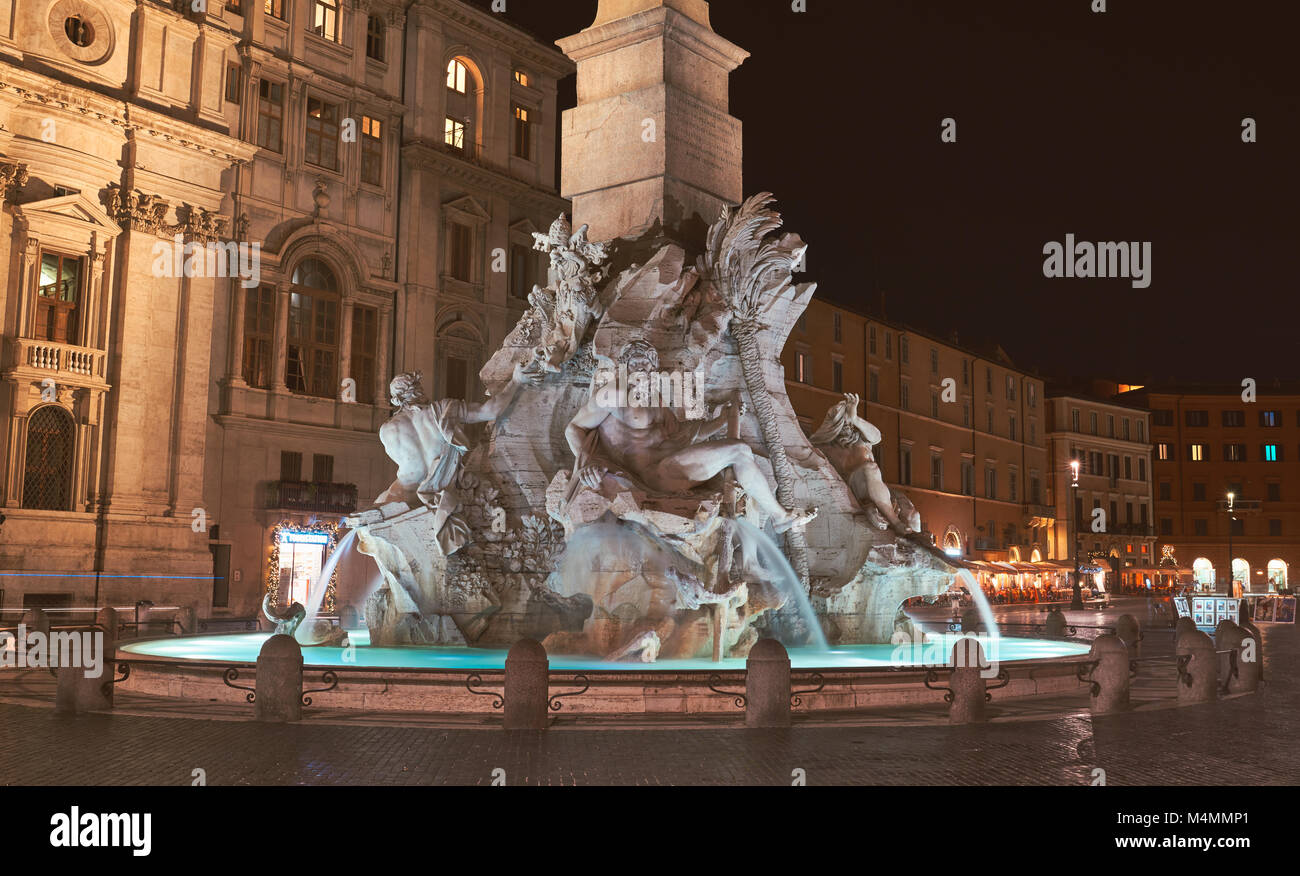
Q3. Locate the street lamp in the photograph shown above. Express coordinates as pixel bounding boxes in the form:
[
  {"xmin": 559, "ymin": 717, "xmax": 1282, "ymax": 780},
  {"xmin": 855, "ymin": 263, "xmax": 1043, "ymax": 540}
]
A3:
[
  {"xmin": 1069, "ymin": 459, "xmax": 1083, "ymax": 610},
  {"xmin": 1225, "ymin": 491, "xmax": 1236, "ymax": 598}
]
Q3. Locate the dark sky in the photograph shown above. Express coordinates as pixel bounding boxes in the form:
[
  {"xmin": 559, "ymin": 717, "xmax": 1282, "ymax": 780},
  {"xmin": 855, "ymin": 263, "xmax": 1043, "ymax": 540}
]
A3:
[{"xmin": 470, "ymin": 0, "xmax": 1298, "ymax": 384}]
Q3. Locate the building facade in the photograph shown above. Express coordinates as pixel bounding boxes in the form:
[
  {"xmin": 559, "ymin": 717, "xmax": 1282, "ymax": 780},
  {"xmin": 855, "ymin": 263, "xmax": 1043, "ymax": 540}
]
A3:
[
  {"xmin": 0, "ymin": 0, "xmax": 570, "ymax": 622},
  {"xmin": 1045, "ymin": 392, "xmax": 1155, "ymax": 589},
  {"xmin": 783, "ymin": 298, "xmax": 1050, "ymax": 566},
  {"xmin": 1119, "ymin": 384, "xmax": 1299, "ymax": 594}
]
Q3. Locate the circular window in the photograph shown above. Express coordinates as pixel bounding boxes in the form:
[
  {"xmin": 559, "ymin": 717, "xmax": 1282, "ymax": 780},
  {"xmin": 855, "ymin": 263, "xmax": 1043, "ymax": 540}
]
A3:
[
  {"xmin": 48, "ymin": 1, "xmax": 112, "ymax": 63},
  {"xmin": 64, "ymin": 15, "xmax": 93, "ymax": 46}
]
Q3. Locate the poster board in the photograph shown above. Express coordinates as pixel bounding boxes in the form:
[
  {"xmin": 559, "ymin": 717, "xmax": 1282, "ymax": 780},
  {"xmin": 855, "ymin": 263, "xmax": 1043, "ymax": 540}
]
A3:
[{"xmin": 1250, "ymin": 596, "xmax": 1296, "ymax": 624}]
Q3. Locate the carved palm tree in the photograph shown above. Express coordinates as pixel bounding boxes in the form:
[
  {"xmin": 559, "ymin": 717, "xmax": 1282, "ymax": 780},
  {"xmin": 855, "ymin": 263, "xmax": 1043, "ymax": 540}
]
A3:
[{"xmin": 702, "ymin": 193, "xmax": 811, "ymax": 585}]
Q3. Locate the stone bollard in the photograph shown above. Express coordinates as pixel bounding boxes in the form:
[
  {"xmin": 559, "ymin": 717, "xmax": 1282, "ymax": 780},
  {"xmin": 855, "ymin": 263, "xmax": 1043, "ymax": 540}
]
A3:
[
  {"xmin": 503, "ymin": 638, "xmax": 549, "ymax": 730},
  {"xmin": 55, "ymin": 610, "xmax": 118, "ymax": 715},
  {"xmin": 960, "ymin": 608, "xmax": 983, "ymax": 634},
  {"xmin": 948, "ymin": 638, "xmax": 990, "ymax": 724},
  {"xmin": 1176, "ymin": 629, "xmax": 1217, "ymax": 705},
  {"xmin": 1174, "ymin": 616, "xmax": 1197, "ymax": 639},
  {"xmin": 255, "ymin": 634, "xmax": 303, "ymax": 722},
  {"xmin": 1213, "ymin": 620, "xmax": 1238, "ymax": 685},
  {"xmin": 745, "ymin": 638, "xmax": 792, "ymax": 728},
  {"xmin": 1086, "ymin": 634, "xmax": 1131, "ymax": 715},
  {"xmin": 1216, "ymin": 622, "xmax": 1260, "ymax": 694},
  {"xmin": 1238, "ymin": 605, "xmax": 1264, "ymax": 682},
  {"xmin": 1115, "ymin": 614, "xmax": 1141, "ymax": 659},
  {"xmin": 1045, "ymin": 607, "xmax": 1068, "ymax": 638}
]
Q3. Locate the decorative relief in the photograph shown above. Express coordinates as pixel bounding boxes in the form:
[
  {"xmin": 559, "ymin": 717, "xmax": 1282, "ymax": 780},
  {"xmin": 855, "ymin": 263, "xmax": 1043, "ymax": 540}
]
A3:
[
  {"xmin": 0, "ymin": 159, "xmax": 29, "ymax": 200},
  {"xmin": 102, "ymin": 183, "xmax": 231, "ymax": 241}
]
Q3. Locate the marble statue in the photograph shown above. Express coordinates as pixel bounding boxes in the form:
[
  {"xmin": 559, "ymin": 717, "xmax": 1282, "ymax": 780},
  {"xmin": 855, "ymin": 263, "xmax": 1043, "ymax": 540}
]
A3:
[
  {"xmin": 528, "ymin": 215, "xmax": 612, "ymax": 373},
  {"xmin": 561, "ymin": 338, "xmax": 817, "ymax": 534},
  {"xmin": 809, "ymin": 393, "xmax": 921, "ymax": 534}
]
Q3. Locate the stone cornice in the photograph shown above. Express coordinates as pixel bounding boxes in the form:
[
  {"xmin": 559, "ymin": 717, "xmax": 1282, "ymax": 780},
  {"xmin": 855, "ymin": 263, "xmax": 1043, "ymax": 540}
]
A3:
[
  {"xmin": 422, "ymin": 0, "xmax": 575, "ymax": 79},
  {"xmin": 557, "ymin": 6, "xmax": 748, "ymax": 70},
  {"xmin": 403, "ymin": 138, "xmax": 569, "ymax": 214},
  {"xmin": 0, "ymin": 72, "xmax": 258, "ymax": 167}
]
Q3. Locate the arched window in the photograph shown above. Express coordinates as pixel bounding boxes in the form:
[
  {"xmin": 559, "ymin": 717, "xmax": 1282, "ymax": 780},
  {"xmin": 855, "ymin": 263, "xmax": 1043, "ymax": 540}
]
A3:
[
  {"xmin": 1267, "ymin": 559, "xmax": 1287, "ymax": 591},
  {"xmin": 445, "ymin": 57, "xmax": 478, "ymax": 156},
  {"xmin": 1008, "ymin": 545, "xmax": 1021, "ymax": 562},
  {"xmin": 1030, "ymin": 547, "xmax": 1042, "ymax": 563},
  {"xmin": 941, "ymin": 527, "xmax": 962, "ymax": 557},
  {"xmin": 1192, "ymin": 557, "xmax": 1215, "ymax": 586},
  {"xmin": 287, "ymin": 258, "xmax": 340, "ymax": 398},
  {"xmin": 1232, "ymin": 558, "xmax": 1250, "ymax": 586},
  {"xmin": 22, "ymin": 406, "xmax": 75, "ymax": 511}
]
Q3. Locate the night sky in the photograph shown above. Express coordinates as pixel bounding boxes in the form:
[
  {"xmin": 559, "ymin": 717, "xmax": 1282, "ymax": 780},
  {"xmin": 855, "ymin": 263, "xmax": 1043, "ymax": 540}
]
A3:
[{"xmin": 470, "ymin": 0, "xmax": 1298, "ymax": 384}]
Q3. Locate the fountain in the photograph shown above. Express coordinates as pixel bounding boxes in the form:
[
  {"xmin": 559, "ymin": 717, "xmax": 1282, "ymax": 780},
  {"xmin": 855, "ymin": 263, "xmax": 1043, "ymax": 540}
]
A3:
[{"xmin": 117, "ymin": 1, "xmax": 1093, "ymax": 713}]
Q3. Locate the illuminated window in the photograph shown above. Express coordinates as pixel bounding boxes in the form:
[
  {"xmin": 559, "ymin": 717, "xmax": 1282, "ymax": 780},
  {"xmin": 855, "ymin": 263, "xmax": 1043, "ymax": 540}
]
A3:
[
  {"xmin": 286, "ymin": 259, "xmax": 340, "ymax": 399},
  {"xmin": 795, "ymin": 351, "xmax": 811, "ymax": 384},
  {"xmin": 242, "ymin": 286, "xmax": 275, "ymax": 389},
  {"xmin": 304, "ymin": 97, "xmax": 340, "ymax": 170},
  {"xmin": 1264, "ymin": 444, "xmax": 1280, "ymax": 462},
  {"xmin": 36, "ymin": 250, "xmax": 82, "ymax": 344},
  {"xmin": 311, "ymin": 0, "xmax": 339, "ymax": 41},
  {"xmin": 264, "ymin": 0, "xmax": 284, "ymax": 20},
  {"xmin": 447, "ymin": 59, "xmax": 469, "ymax": 93},
  {"xmin": 444, "ymin": 117, "xmax": 466, "ymax": 150},
  {"xmin": 513, "ymin": 69, "xmax": 530, "ymax": 87},
  {"xmin": 256, "ymin": 79, "xmax": 284, "ymax": 152},
  {"xmin": 360, "ymin": 115, "xmax": 383, "ymax": 185},
  {"xmin": 1156, "ymin": 441, "xmax": 1170, "ymax": 461},
  {"xmin": 512, "ymin": 105, "xmax": 532, "ymax": 159},
  {"xmin": 1188, "ymin": 443, "xmax": 1207, "ymax": 462},
  {"xmin": 1260, "ymin": 410, "xmax": 1281, "ymax": 428}
]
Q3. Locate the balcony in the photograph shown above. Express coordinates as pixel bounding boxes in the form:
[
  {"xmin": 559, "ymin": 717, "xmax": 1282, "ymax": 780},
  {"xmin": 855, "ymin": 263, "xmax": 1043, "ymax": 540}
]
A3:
[
  {"xmin": 13, "ymin": 338, "xmax": 106, "ymax": 380},
  {"xmin": 265, "ymin": 481, "xmax": 358, "ymax": 515}
]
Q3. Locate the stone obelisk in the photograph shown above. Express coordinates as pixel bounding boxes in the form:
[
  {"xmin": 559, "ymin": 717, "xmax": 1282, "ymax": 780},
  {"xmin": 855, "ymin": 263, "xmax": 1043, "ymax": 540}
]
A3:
[{"xmin": 556, "ymin": 0, "xmax": 749, "ymax": 242}]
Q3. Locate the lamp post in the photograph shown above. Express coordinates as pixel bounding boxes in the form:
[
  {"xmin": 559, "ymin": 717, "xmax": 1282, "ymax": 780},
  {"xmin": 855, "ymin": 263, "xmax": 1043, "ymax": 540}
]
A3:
[
  {"xmin": 1068, "ymin": 459, "xmax": 1083, "ymax": 610},
  {"xmin": 1225, "ymin": 491, "xmax": 1235, "ymax": 598}
]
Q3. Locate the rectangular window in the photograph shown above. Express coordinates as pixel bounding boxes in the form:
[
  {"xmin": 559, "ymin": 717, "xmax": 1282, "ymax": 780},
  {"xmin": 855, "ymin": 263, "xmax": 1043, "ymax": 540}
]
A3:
[
  {"xmin": 1222, "ymin": 410, "xmax": 1245, "ymax": 427},
  {"xmin": 509, "ymin": 244, "xmax": 537, "ymax": 300},
  {"xmin": 360, "ymin": 115, "xmax": 383, "ymax": 185},
  {"xmin": 1263, "ymin": 444, "xmax": 1281, "ymax": 462},
  {"xmin": 304, "ymin": 96, "xmax": 340, "ymax": 170},
  {"xmin": 1193, "ymin": 519, "xmax": 1208, "ymax": 537},
  {"xmin": 350, "ymin": 305, "xmax": 378, "ymax": 405},
  {"xmin": 513, "ymin": 69, "xmax": 530, "ymax": 86},
  {"xmin": 1136, "ymin": 420, "xmax": 1144, "ymax": 442},
  {"xmin": 1188, "ymin": 443, "xmax": 1208, "ymax": 462},
  {"xmin": 280, "ymin": 451, "xmax": 302, "ymax": 482},
  {"xmin": 285, "ymin": 289, "xmax": 339, "ymax": 398},
  {"xmin": 796, "ymin": 351, "xmax": 811, "ymax": 384},
  {"xmin": 1071, "ymin": 408, "xmax": 1081, "ymax": 432},
  {"xmin": 225, "ymin": 0, "xmax": 243, "ymax": 13},
  {"xmin": 901, "ymin": 383, "xmax": 910, "ymax": 411},
  {"xmin": 1008, "ymin": 416, "xmax": 1016, "ymax": 442},
  {"xmin": 366, "ymin": 14, "xmax": 385, "ymax": 61},
  {"xmin": 834, "ymin": 312, "xmax": 843, "ymax": 344},
  {"xmin": 1260, "ymin": 410, "xmax": 1281, "ymax": 428},
  {"xmin": 1231, "ymin": 517, "xmax": 1244, "ymax": 537},
  {"xmin": 241, "ymin": 286, "xmax": 276, "ymax": 389},
  {"xmin": 899, "ymin": 447, "xmax": 912, "ymax": 486},
  {"xmin": 900, "ymin": 335, "xmax": 909, "ymax": 364},
  {"xmin": 312, "ymin": 0, "xmax": 340, "ymax": 41},
  {"xmin": 447, "ymin": 222, "xmax": 475, "ymax": 282},
  {"xmin": 1027, "ymin": 383, "xmax": 1036, "ymax": 409},
  {"xmin": 930, "ymin": 454, "xmax": 943, "ymax": 491},
  {"xmin": 1192, "ymin": 482, "xmax": 1207, "ymax": 501},
  {"xmin": 1006, "ymin": 375, "xmax": 1016, "ymax": 401},
  {"xmin": 512, "ymin": 105, "xmax": 532, "ymax": 160},
  {"xmin": 1160, "ymin": 518, "xmax": 1173, "ymax": 536},
  {"xmin": 1152, "ymin": 409, "xmax": 1173, "ymax": 427},
  {"xmin": 1121, "ymin": 418, "xmax": 1130, "ymax": 440},
  {"xmin": 868, "ymin": 370, "xmax": 879, "ymax": 403},
  {"xmin": 1089, "ymin": 411, "xmax": 1099, "ymax": 435},
  {"xmin": 256, "ymin": 79, "xmax": 284, "ymax": 152},
  {"xmin": 264, "ymin": 0, "xmax": 284, "ymax": 19},
  {"xmin": 1029, "ymin": 475, "xmax": 1041, "ymax": 504},
  {"xmin": 1185, "ymin": 410, "xmax": 1209, "ymax": 427},
  {"xmin": 225, "ymin": 63, "xmax": 242, "ymax": 104},
  {"xmin": 986, "ymin": 408, "xmax": 994, "ymax": 434},
  {"xmin": 1267, "ymin": 483, "xmax": 1282, "ymax": 502},
  {"xmin": 1008, "ymin": 470, "xmax": 1018, "ymax": 503},
  {"xmin": 930, "ymin": 347, "xmax": 938, "ymax": 373},
  {"xmin": 1269, "ymin": 519, "xmax": 1283, "ymax": 537},
  {"xmin": 1224, "ymin": 443, "xmax": 1246, "ymax": 462},
  {"xmin": 445, "ymin": 117, "xmax": 466, "ymax": 150},
  {"xmin": 884, "ymin": 333, "xmax": 892, "ymax": 360},
  {"xmin": 985, "ymin": 467, "xmax": 997, "ymax": 501},
  {"xmin": 1107, "ymin": 415, "xmax": 1115, "ymax": 437},
  {"xmin": 929, "ymin": 391, "xmax": 939, "ymax": 419},
  {"xmin": 1156, "ymin": 442, "xmax": 1171, "ymax": 461},
  {"xmin": 1124, "ymin": 456, "xmax": 1132, "ymax": 479},
  {"xmin": 312, "ymin": 454, "xmax": 334, "ymax": 483},
  {"xmin": 1138, "ymin": 458, "xmax": 1146, "ymax": 481},
  {"xmin": 961, "ymin": 461, "xmax": 975, "ymax": 497},
  {"xmin": 1159, "ymin": 481, "xmax": 1171, "ymax": 501},
  {"xmin": 35, "ymin": 250, "xmax": 82, "ymax": 344},
  {"xmin": 962, "ymin": 403, "xmax": 970, "ymax": 427},
  {"xmin": 985, "ymin": 367, "xmax": 992, "ymax": 394},
  {"xmin": 868, "ymin": 326, "xmax": 877, "ymax": 355},
  {"xmin": 832, "ymin": 359, "xmax": 843, "ymax": 393}
]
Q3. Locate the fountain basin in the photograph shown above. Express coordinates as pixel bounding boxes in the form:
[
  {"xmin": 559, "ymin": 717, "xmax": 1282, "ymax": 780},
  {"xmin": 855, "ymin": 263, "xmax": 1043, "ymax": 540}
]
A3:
[{"xmin": 115, "ymin": 633, "xmax": 1092, "ymax": 717}]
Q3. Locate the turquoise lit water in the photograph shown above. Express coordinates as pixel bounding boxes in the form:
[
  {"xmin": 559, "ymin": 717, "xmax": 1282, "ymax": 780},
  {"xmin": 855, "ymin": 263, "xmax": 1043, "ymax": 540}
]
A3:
[{"xmin": 120, "ymin": 632, "xmax": 1090, "ymax": 671}]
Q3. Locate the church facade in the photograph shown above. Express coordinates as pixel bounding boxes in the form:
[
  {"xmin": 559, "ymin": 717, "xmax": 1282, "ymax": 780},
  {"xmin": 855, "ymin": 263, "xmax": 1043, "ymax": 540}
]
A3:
[{"xmin": 0, "ymin": 0, "xmax": 570, "ymax": 624}]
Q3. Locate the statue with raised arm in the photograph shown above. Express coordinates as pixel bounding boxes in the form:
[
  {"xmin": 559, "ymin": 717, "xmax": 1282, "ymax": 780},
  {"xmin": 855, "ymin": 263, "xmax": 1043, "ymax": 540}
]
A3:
[
  {"xmin": 374, "ymin": 362, "xmax": 542, "ymax": 554},
  {"xmin": 561, "ymin": 339, "xmax": 817, "ymax": 533},
  {"xmin": 528, "ymin": 215, "xmax": 613, "ymax": 373},
  {"xmin": 810, "ymin": 393, "xmax": 920, "ymax": 535}
]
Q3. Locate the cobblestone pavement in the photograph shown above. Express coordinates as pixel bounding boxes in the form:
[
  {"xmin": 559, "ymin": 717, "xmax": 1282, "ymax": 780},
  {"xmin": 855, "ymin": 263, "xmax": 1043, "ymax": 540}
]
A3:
[{"xmin": 1, "ymin": 600, "xmax": 1295, "ymax": 786}]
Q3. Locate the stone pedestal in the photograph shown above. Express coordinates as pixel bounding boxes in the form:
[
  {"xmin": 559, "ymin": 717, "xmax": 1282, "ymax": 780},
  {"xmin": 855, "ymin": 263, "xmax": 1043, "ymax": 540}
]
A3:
[
  {"xmin": 504, "ymin": 639, "xmax": 550, "ymax": 730},
  {"xmin": 949, "ymin": 639, "xmax": 989, "ymax": 724},
  {"xmin": 557, "ymin": 0, "xmax": 749, "ymax": 241},
  {"xmin": 745, "ymin": 638, "xmax": 791, "ymax": 728},
  {"xmin": 1176, "ymin": 630, "xmax": 1217, "ymax": 705},
  {"xmin": 1087, "ymin": 634, "xmax": 1130, "ymax": 715},
  {"xmin": 255, "ymin": 634, "xmax": 303, "ymax": 722},
  {"xmin": 1115, "ymin": 614, "xmax": 1141, "ymax": 658},
  {"xmin": 54, "ymin": 613, "xmax": 116, "ymax": 715}
]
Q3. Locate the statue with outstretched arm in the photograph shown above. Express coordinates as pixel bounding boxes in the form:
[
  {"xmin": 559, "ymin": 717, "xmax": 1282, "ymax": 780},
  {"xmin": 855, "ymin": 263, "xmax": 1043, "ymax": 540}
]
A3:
[
  {"xmin": 562, "ymin": 340, "xmax": 817, "ymax": 533},
  {"xmin": 810, "ymin": 393, "xmax": 917, "ymax": 534}
]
